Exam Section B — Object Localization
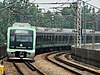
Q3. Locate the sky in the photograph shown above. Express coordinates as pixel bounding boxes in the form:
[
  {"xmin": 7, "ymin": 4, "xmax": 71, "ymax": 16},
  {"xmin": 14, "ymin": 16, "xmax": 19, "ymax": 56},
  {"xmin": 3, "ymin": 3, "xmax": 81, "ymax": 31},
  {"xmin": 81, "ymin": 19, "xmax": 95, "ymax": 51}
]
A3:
[
  {"xmin": 0, "ymin": 0, "xmax": 100, "ymax": 7},
  {"xmin": 29, "ymin": 0, "xmax": 100, "ymax": 12},
  {"xmin": 31, "ymin": 0, "xmax": 100, "ymax": 7},
  {"xmin": 0, "ymin": 0, "xmax": 100, "ymax": 10}
]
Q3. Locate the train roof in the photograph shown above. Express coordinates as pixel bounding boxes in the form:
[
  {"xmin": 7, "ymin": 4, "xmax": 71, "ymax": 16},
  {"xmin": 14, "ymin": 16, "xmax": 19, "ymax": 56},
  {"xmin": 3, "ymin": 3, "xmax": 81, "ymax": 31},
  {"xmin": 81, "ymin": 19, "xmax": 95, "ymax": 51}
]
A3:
[
  {"xmin": 36, "ymin": 27, "xmax": 74, "ymax": 33},
  {"xmin": 10, "ymin": 23, "xmax": 100, "ymax": 34},
  {"xmin": 12, "ymin": 23, "xmax": 31, "ymax": 27},
  {"xmin": 36, "ymin": 27, "xmax": 100, "ymax": 34}
]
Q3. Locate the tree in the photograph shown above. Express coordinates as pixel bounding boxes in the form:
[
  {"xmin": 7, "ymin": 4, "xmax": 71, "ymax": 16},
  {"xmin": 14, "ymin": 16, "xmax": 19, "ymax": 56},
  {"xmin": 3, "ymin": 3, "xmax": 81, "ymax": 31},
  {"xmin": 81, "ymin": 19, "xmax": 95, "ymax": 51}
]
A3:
[
  {"xmin": 0, "ymin": 30, "xmax": 5, "ymax": 46},
  {"xmin": 61, "ymin": 7, "xmax": 73, "ymax": 16},
  {"xmin": 61, "ymin": 6, "xmax": 74, "ymax": 28},
  {"xmin": 96, "ymin": 9, "xmax": 100, "ymax": 31}
]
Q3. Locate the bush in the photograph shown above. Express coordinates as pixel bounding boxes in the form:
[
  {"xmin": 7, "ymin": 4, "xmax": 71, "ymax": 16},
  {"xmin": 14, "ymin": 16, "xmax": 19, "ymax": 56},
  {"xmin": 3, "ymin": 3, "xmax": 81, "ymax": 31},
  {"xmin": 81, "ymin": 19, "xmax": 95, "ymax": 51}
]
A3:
[{"xmin": 0, "ymin": 32, "xmax": 5, "ymax": 47}]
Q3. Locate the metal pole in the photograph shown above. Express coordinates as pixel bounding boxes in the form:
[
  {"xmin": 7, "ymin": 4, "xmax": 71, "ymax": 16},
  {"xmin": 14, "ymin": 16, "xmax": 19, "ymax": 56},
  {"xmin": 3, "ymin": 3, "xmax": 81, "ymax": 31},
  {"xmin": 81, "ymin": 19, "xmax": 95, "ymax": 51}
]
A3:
[
  {"xmin": 92, "ymin": 7, "xmax": 96, "ymax": 49},
  {"xmin": 76, "ymin": 0, "xmax": 82, "ymax": 48},
  {"xmin": 72, "ymin": 2, "xmax": 77, "ymax": 48},
  {"xmin": 83, "ymin": 1, "xmax": 86, "ymax": 46},
  {"xmin": 8, "ymin": 0, "xmax": 12, "ymax": 26}
]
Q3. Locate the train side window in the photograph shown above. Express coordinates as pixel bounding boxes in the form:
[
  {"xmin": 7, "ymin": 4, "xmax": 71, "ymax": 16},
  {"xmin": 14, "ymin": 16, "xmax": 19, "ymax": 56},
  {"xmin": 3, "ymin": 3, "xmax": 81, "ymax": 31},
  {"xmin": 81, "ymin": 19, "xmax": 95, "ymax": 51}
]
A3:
[
  {"xmin": 55, "ymin": 35, "xmax": 58, "ymax": 41},
  {"xmin": 52, "ymin": 35, "xmax": 54, "ymax": 41}
]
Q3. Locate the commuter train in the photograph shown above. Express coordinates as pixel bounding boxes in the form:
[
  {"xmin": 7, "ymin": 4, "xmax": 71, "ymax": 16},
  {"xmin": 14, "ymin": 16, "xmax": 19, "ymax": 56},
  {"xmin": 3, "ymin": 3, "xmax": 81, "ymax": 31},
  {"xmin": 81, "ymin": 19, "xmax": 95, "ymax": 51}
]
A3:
[
  {"xmin": 35, "ymin": 27, "xmax": 100, "ymax": 54},
  {"xmin": 36, "ymin": 27, "xmax": 100, "ymax": 48},
  {"xmin": 7, "ymin": 22, "xmax": 100, "ymax": 60},
  {"xmin": 7, "ymin": 23, "xmax": 36, "ymax": 60}
]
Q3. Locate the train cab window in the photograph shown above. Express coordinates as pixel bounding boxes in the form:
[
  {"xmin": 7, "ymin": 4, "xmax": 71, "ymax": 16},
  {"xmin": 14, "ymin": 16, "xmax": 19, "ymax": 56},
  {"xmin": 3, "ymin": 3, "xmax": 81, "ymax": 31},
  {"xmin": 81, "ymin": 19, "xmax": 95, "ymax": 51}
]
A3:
[{"xmin": 10, "ymin": 29, "xmax": 33, "ymax": 50}]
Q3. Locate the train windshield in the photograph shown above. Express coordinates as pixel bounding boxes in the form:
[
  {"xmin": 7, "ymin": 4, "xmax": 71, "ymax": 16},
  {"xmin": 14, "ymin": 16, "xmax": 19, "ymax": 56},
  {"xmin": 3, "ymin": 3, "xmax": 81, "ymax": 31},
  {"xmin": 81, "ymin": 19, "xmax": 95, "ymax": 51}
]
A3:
[{"xmin": 10, "ymin": 29, "xmax": 33, "ymax": 50}]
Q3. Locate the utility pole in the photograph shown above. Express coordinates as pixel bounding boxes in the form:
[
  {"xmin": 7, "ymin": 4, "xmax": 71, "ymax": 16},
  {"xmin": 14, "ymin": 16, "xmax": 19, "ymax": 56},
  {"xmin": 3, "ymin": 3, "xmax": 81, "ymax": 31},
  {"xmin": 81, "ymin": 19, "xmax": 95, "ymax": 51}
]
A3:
[
  {"xmin": 73, "ymin": 0, "xmax": 82, "ymax": 48},
  {"xmin": 7, "ymin": 0, "xmax": 12, "ymax": 26},
  {"xmin": 3, "ymin": 0, "xmax": 11, "ymax": 25},
  {"xmin": 82, "ymin": 2, "xmax": 86, "ymax": 46},
  {"xmin": 72, "ymin": 2, "xmax": 78, "ymax": 48},
  {"xmin": 92, "ymin": 7, "xmax": 96, "ymax": 49},
  {"xmin": 76, "ymin": 0, "xmax": 82, "ymax": 48}
]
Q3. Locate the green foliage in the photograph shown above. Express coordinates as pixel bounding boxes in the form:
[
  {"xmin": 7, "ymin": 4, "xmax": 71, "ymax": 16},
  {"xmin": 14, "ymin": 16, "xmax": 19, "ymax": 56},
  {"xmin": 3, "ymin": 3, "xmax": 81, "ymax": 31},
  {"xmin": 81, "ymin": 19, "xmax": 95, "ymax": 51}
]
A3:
[
  {"xmin": 0, "ymin": 31, "xmax": 5, "ymax": 46},
  {"xmin": 61, "ymin": 7, "xmax": 73, "ymax": 15},
  {"xmin": 61, "ymin": 7, "xmax": 74, "ymax": 28},
  {"xmin": 0, "ymin": 0, "xmax": 100, "ymax": 46}
]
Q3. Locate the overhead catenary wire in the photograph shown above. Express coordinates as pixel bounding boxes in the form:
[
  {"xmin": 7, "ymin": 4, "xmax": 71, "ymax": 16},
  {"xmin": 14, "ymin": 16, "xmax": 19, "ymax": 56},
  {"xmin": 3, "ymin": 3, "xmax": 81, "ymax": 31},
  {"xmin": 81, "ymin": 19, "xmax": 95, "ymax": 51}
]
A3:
[{"xmin": 82, "ymin": 0, "xmax": 100, "ymax": 9}]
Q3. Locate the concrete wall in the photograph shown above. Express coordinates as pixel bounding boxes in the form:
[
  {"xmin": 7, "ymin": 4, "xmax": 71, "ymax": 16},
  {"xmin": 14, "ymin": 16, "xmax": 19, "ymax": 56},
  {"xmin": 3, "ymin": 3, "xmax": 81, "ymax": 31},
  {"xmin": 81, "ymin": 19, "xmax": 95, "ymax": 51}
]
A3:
[
  {"xmin": 71, "ymin": 47, "xmax": 100, "ymax": 67},
  {"xmin": 81, "ymin": 43, "xmax": 100, "ymax": 50}
]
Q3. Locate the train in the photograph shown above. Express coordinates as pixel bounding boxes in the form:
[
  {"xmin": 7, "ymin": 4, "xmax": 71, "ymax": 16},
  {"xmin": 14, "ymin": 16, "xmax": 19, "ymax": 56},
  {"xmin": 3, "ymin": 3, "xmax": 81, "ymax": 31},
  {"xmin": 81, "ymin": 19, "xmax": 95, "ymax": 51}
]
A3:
[
  {"xmin": 7, "ymin": 22, "xmax": 100, "ymax": 60},
  {"xmin": 7, "ymin": 23, "xmax": 36, "ymax": 60},
  {"xmin": 36, "ymin": 27, "xmax": 100, "ymax": 47},
  {"xmin": 35, "ymin": 27, "xmax": 100, "ymax": 54}
]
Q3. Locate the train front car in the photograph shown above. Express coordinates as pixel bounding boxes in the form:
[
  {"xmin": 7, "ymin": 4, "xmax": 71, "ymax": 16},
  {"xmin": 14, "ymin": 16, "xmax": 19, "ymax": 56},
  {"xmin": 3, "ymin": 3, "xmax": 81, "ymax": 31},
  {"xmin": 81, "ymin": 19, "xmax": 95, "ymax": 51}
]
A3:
[{"xmin": 7, "ymin": 23, "xmax": 36, "ymax": 60}]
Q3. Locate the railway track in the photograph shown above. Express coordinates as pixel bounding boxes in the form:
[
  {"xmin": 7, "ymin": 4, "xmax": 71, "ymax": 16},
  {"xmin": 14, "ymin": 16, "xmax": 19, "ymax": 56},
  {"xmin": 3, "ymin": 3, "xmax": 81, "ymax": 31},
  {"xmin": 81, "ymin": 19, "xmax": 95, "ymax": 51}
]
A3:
[
  {"xmin": 24, "ymin": 61, "xmax": 44, "ymax": 75},
  {"xmin": 12, "ymin": 60, "xmax": 45, "ymax": 75},
  {"xmin": 3, "ymin": 59, "xmax": 45, "ymax": 75},
  {"xmin": 56, "ymin": 52, "xmax": 100, "ymax": 75},
  {"xmin": 2, "ymin": 51, "xmax": 100, "ymax": 75},
  {"xmin": 12, "ymin": 61, "xmax": 24, "ymax": 75},
  {"xmin": 46, "ymin": 51, "xmax": 100, "ymax": 75},
  {"xmin": 45, "ymin": 51, "xmax": 81, "ymax": 75}
]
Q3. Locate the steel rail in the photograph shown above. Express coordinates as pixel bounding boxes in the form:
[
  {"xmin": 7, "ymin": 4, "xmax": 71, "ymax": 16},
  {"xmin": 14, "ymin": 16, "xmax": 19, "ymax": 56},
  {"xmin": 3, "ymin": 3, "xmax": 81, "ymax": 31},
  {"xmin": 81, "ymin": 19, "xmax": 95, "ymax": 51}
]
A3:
[
  {"xmin": 12, "ymin": 61, "xmax": 24, "ymax": 75},
  {"xmin": 55, "ymin": 52, "xmax": 100, "ymax": 75},
  {"xmin": 45, "ymin": 51, "xmax": 81, "ymax": 75},
  {"xmin": 24, "ymin": 61, "xmax": 44, "ymax": 75}
]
